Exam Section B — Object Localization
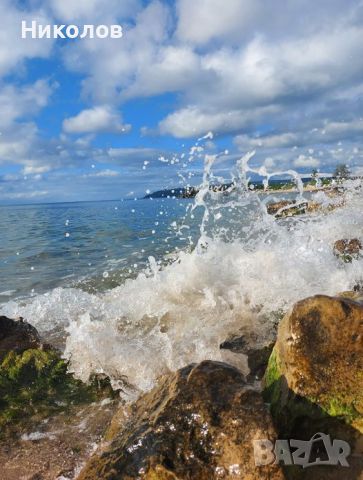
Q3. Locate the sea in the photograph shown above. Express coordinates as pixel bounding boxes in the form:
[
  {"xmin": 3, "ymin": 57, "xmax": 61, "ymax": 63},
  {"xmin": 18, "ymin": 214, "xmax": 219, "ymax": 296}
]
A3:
[{"xmin": 1, "ymin": 154, "xmax": 362, "ymax": 398}]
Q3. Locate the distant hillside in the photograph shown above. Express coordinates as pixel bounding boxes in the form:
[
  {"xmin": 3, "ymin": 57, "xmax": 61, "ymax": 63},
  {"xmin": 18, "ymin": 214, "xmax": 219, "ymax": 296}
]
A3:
[
  {"xmin": 143, "ymin": 184, "xmax": 233, "ymax": 199},
  {"xmin": 143, "ymin": 178, "xmax": 325, "ymax": 199}
]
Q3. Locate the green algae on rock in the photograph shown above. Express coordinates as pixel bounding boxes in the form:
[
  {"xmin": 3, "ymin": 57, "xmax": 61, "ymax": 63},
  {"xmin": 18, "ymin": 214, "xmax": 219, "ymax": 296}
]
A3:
[
  {"xmin": 0, "ymin": 347, "xmax": 110, "ymax": 431},
  {"xmin": 78, "ymin": 360, "xmax": 284, "ymax": 480},
  {"xmin": 263, "ymin": 295, "xmax": 363, "ymax": 434},
  {"xmin": 0, "ymin": 316, "xmax": 115, "ymax": 433}
]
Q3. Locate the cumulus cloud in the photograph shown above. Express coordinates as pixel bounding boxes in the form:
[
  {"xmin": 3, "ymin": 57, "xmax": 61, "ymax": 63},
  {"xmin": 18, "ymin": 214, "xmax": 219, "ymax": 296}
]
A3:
[
  {"xmin": 159, "ymin": 105, "xmax": 280, "ymax": 138},
  {"xmin": 1, "ymin": 0, "xmax": 363, "ymax": 202},
  {"xmin": 234, "ymin": 133, "xmax": 299, "ymax": 150},
  {"xmin": 294, "ymin": 154, "xmax": 321, "ymax": 169},
  {"xmin": 0, "ymin": 0, "xmax": 54, "ymax": 77},
  {"xmin": 63, "ymin": 106, "xmax": 131, "ymax": 135},
  {"xmin": 0, "ymin": 80, "xmax": 54, "ymax": 129},
  {"xmin": 176, "ymin": 0, "xmax": 258, "ymax": 45}
]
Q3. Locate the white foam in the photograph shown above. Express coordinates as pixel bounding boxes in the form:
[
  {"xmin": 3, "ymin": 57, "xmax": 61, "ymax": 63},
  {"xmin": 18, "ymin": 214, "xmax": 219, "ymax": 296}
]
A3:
[{"xmin": 2, "ymin": 155, "xmax": 362, "ymax": 399}]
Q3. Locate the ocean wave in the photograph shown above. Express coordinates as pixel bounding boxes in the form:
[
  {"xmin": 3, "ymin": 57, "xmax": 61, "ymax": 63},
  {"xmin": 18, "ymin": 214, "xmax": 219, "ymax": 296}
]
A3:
[{"xmin": 2, "ymin": 154, "xmax": 362, "ymax": 398}]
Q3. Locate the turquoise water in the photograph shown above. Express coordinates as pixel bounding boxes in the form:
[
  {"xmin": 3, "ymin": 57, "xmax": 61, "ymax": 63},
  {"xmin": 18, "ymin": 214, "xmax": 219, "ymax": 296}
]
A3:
[{"xmin": 0, "ymin": 198, "xmax": 200, "ymax": 303}]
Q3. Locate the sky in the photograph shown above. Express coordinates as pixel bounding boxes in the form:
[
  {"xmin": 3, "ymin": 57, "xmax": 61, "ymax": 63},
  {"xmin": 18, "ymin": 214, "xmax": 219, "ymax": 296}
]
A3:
[{"xmin": 0, "ymin": 0, "xmax": 363, "ymax": 203}]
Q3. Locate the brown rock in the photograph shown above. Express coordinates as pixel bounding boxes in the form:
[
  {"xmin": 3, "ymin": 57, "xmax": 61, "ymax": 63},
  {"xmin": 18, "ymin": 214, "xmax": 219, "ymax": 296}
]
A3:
[
  {"xmin": 78, "ymin": 361, "xmax": 284, "ymax": 480},
  {"xmin": 264, "ymin": 295, "xmax": 363, "ymax": 431},
  {"xmin": 263, "ymin": 295, "xmax": 363, "ymax": 479},
  {"xmin": 334, "ymin": 239, "xmax": 362, "ymax": 262},
  {"xmin": 0, "ymin": 316, "xmax": 42, "ymax": 362},
  {"xmin": 266, "ymin": 200, "xmax": 309, "ymax": 218}
]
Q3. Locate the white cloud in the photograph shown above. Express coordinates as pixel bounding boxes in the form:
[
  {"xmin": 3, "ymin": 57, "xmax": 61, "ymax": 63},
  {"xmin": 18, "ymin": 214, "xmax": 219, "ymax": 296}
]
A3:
[
  {"xmin": 86, "ymin": 169, "xmax": 120, "ymax": 177},
  {"xmin": 57, "ymin": 0, "xmax": 363, "ymax": 147},
  {"xmin": 176, "ymin": 0, "xmax": 258, "ymax": 45},
  {"xmin": 1, "ymin": 0, "xmax": 363, "ymax": 192},
  {"xmin": 235, "ymin": 133, "xmax": 299, "ymax": 149},
  {"xmin": 0, "ymin": 80, "xmax": 54, "ymax": 129},
  {"xmin": 63, "ymin": 106, "xmax": 131, "ymax": 134},
  {"xmin": 108, "ymin": 147, "xmax": 166, "ymax": 165},
  {"xmin": 176, "ymin": 0, "xmax": 361, "ymax": 47},
  {"xmin": 0, "ymin": 0, "xmax": 54, "ymax": 78},
  {"xmin": 294, "ymin": 154, "xmax": 320, "ymax": 168},
  {"xmin": 1, "ymin": 190, "xmax": 49, "ymax": 200},
  {"xmin": 159, "ymin": 105, "xmax": 279, "ymax": 138}
]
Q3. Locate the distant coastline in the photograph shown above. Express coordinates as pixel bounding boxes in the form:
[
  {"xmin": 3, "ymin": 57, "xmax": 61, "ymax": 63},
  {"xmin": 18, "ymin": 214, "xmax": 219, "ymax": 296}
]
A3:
[{"xmin": 143, "ymin": 178, "xmax": 338, "ymax": 199}]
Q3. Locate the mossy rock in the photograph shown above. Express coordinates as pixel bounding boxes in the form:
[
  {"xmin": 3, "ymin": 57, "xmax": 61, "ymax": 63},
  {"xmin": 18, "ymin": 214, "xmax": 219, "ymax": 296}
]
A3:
[
  {"xmin": 0, "ymin": 347, "xmax": 114, "ymax": 433},
  {"xmin": 263, "ymin": 295, "xmax": 363, "ymax": 436}
]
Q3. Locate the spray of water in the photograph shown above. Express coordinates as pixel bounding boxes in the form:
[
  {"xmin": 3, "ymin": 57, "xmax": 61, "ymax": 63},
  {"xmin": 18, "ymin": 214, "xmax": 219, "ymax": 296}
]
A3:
[{"xmin": 2, "ymin": 150, "xmax": 362, "ymax": 399}]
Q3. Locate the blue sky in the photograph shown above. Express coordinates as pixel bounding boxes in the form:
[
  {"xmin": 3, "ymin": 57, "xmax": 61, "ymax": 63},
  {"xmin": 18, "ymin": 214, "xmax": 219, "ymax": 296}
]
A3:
[{"xmin": 0, "ymin": 0, "xmax": 363, "ymax": 203}]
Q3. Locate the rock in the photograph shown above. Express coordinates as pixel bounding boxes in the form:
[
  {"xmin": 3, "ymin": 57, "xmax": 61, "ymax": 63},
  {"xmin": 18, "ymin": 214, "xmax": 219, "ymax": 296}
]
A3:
[
  {"xmin": 333, "ymin": 238, "xmax": 362, "ymax": 262},
  {"xmin": 78, "ymin": 360, "xmax": 284, "ymax": 480},
  {"xmin": 246, "ymin": 343, "xmax": 275, "ymax": 381},
  {"xmin": 263, "ymin": 295, "xmax": 363, "ymax": 434},
  {"xmin": 306, "ymin": 201, "xmax": 322, "ymax": 213},
  {"xmin": 0, "ymin": 317, "xmax": 114, "ymax": 434},
  {"xmin": 220, "ymin": 332, "xmax": 275, "ymax": 380},
  {"xmin": 267, "ymin": 200, "xmax": 305, "ymax": 217},
  {"xmin": 266, "ymin": 198, "xmax": 344, "ymax": 218},
  {"xmin": 263, "ymin": 295, "xmax": 363, "ymax": 478},
  {"xmin": 266, "ymin": 200, "xmax": 323, "ymax": 218},
  {"xmin": 336, "ymin": 289, "xmax": 363, "ymax": 304},
  {"xmin": 0, "ymin": 316, "xmax": 42, "ymax": 362}
]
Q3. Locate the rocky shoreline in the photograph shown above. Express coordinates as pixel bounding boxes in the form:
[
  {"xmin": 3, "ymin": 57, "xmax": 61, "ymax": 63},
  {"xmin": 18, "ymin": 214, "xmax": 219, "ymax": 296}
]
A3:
[{"xmin": 0, "ymin": 240, "xmax": 362, "ymax": 479}]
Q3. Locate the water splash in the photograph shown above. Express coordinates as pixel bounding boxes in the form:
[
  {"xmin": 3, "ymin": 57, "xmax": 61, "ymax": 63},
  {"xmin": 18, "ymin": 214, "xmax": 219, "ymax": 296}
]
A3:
[{"xmin": 2, "ymin": 150, "xmax": 362, "ymax": 399}]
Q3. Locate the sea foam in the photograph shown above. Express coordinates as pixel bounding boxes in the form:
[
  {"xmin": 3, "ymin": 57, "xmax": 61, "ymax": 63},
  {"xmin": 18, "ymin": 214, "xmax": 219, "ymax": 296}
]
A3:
[{"xmin": 2, "ymin": 153, "xmax": 362, "ymax": 398}]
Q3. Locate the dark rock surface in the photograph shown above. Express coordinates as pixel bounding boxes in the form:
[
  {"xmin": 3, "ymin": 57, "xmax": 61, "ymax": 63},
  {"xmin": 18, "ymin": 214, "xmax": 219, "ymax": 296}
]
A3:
[
  {"xmin": 220, "ymin": 331, "xmax": 275, "ymax": 380},
  {"xmin": 78, "ymin": 360, "xmax": 284, "ymax": 480},
  {"xmin": 0, "ymin": 316, "xmax": 42, "ymax": 362}
]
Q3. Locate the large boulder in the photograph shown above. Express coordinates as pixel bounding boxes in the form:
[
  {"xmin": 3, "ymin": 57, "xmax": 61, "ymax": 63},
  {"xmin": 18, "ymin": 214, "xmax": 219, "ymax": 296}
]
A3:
[
  {"xmin": 263, "ymin": 295, "xmax": 363, "ymax": 480},
  {"xmin": 78, "ymin": 360, "xmax": 284, "ymax": 480},
  {"xmin": 264, "ymin": 295, "xmax": 363, "ymax": 432},
  {"xmin": 263, "ymin": 295, "xmax": 363, "ymax": 433}
]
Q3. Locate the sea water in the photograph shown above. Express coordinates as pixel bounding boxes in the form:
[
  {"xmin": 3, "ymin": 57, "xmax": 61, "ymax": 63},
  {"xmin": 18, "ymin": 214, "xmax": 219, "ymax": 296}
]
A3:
[{"xmin": 1, "ymin": 153, "xmax": 362, "ymax": 399}]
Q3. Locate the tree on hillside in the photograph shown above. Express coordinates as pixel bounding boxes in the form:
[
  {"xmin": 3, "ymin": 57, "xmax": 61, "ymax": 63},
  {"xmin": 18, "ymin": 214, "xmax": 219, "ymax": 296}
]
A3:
[
  {"xmin": 333, "ymin": 164, "xmax": 351, "ymax": 179},
  {"xmin": 310, "ymin": 168, "xmax": 319, "ymax": 185}
]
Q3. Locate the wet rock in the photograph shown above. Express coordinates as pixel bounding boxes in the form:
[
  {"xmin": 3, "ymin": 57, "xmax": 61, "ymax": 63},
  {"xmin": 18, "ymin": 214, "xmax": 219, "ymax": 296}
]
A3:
[
  {"xmin": 336, "ymin": 289, "xmax": 363, "ymax": 304},
  {"xmin": 220, "ymin": 332, "xmax": 275, "ymax": 380},
  {"xmin": 0, "ymin": 317, "xmax": 115, "ymax": 433},
  {"xmin": 0, "ymin": 316, "xmax": 42, "ymax": 362},
  {"xmin": 263, "ymin": 295, "xmax": 363, "ymax": 478},
  {"xmin": 333, "ymin": 238, "xmax": 362, "ymax": 262},
  {"xmin": 263, "ymin": 295, "xmax": 363, "ymax": 434},
  {"xmin": 78, "ymin": 360, "xmax": 284, "ymax": 480},
  {"xmin": 306, "ymin": 201, "xmax": 322, "ymax": 213},
  {"xmin": 266, "ymin": 199, "xmax": 341, "ymax": 218},
  {"xmin": 266, "ymin": 200, "xmax": 308, "ymax": 217}
]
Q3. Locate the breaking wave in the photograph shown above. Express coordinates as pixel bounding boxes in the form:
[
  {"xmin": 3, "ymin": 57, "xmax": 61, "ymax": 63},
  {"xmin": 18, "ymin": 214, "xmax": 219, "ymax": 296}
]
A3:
[{"xmin": 2, "ymin": 152, "xmax": 362, "ymax": 399}]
